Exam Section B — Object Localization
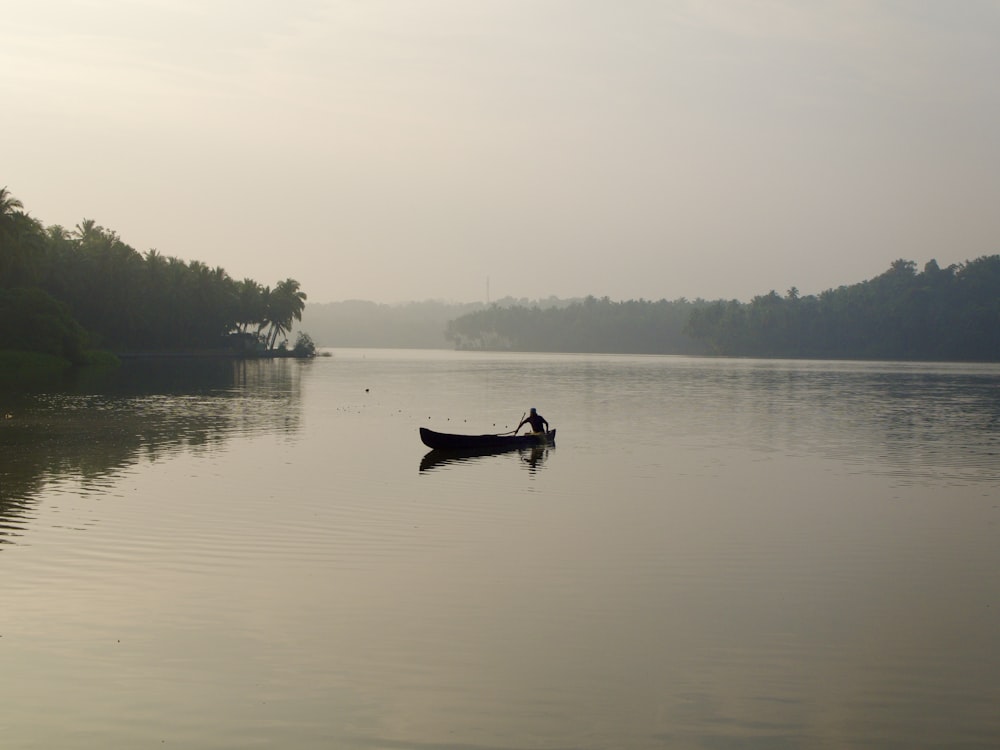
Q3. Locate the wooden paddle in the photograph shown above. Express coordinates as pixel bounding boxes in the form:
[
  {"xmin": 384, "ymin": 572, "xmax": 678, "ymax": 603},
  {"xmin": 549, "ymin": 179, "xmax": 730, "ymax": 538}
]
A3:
[{"xmin": 497, "ymin": 412, "xmax": 526, "ymax": 436}]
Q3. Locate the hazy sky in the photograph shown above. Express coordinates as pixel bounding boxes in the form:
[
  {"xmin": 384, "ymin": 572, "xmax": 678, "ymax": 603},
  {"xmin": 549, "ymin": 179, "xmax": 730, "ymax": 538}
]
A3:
[{"xmin": 5, "ymin": 1, "xmax": 999, "ymax": 304}]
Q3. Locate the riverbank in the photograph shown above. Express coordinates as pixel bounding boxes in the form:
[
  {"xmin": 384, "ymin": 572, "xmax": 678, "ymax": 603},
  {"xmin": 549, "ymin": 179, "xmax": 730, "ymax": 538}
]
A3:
[{"xmin": 114, "ymin": 349, "xmax": 316, "ymax": 359}]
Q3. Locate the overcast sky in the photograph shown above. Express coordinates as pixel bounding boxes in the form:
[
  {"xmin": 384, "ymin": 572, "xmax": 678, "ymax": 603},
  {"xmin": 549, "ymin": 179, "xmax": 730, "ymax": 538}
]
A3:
[{"xmin": 4, "ymin": 1, "xmax": 999, "ymax": 304}]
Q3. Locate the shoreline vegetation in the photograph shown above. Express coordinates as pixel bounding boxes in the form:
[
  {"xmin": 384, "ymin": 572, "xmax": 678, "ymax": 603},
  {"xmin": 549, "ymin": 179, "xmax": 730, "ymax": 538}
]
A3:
[
  {"xmin": 302, "ymin": 255, "xmax": 1000, "ymax": 362},
  {"xmin": 440, "ymin": 255, "xmax": 1000, "ymax": 361},
  {"xmin": 1, "ymin": 185, "xmax": 316, "ymax": 375},
  {"xmin": 4, "ymin": 184, "xmax": 999, "ymax": 366}
]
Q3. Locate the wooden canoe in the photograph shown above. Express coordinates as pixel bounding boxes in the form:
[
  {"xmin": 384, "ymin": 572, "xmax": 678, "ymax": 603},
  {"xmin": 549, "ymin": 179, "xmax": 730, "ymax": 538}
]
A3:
[{"xmin": 419, "ymin": 427, "xmax": 556, "ymax": 451}]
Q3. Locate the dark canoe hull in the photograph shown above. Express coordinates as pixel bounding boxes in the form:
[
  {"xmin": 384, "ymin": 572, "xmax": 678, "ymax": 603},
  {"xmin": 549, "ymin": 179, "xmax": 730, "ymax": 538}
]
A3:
[{"xmin": 419, "ymin": 427, "xmax": 556, "ymax": 451}]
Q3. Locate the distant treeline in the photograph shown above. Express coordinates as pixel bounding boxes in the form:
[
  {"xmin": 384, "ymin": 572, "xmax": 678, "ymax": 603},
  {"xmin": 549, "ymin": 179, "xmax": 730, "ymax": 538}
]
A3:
[
  {"xmin": 300, "ymin": 296, "xmax": 580, "ymax": 349},
  {"xmin": 687, "ymin": 257, "xmax": 1000, "ymax": 360},
  {"xmin": 446, "ymin": 297, "xmax": 710, "ymax": 354},
  {"xmin": 1, "ymin": 186, "xmax": 308, "ymax": 363},
  {"xmin": 444, "ymin": 257, "xmax": 1000, "ymax": 361}
]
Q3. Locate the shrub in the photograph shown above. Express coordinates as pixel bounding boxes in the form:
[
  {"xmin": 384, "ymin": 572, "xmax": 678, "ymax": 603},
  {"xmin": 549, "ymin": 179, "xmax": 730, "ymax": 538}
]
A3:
[{"xmin": 293, "ymin": 332, "xmax": 316, "ymax": 357}]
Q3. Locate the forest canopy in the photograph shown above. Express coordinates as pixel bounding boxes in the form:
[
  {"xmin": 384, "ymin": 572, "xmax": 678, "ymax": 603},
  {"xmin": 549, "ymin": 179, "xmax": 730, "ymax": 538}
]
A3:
[
  {"xmin": 445, "ymin": 258, "xmax": 1000, "ymax": 361},
  {"xmin": 445, "ymin": 296, "xmax": 710, "ymax": 355},
  {"xmin": 0, "ymin": 186, "xmax": 309, "ymax": 361},
  {"xmin": 685, "ymin": 257, "xmax": 1000, "ymax": 361}
]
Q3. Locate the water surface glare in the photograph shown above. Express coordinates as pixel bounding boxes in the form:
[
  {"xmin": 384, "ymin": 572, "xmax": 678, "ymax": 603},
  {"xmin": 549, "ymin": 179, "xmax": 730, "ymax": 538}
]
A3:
[{"xmin": 1, "ymin": 351, "xmax": 998, "ymax": 749}]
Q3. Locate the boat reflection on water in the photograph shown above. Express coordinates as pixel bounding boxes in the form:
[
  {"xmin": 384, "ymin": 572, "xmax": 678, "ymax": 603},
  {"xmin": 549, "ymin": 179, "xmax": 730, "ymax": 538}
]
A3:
[{"xmin": 419, "ymin": 444, "xmax": 552, "ymax": 473}]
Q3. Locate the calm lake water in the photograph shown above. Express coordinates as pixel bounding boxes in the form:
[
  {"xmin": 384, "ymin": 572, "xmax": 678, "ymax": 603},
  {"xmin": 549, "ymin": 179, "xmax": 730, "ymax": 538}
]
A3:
[{"xmin": 2, "ymin": 349, "xmax": 998, "ymax": 749}]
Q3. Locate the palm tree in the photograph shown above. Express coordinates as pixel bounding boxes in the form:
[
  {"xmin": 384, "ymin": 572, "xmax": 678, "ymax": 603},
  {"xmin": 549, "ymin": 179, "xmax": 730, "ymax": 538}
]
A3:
[
  {"xmin": 235, "ymin": 279, "xmax": 268, "ymax": 336},
  {"xmin": 47, "ymin": 224, "xmax": 72, "ymax": 243},
  {"xmin": 277, "ymin": 278, "xmax": 307, "ymax": 321},
  {"xmin": 264, "ymin": 278, "xmax": 307, "ymax": 349},
  {"xmin": 0, "ymin": 186, "xmax": 24, "ymax": 253},
  {"xmin": 72, "ymin": 218, "xmax": 102, "ymax": 244},
  {"xmin": 144, "ymin": 248, "xmax": 165, "ymax": 267},
  {"xmin": 0, "ymin": 187, "xmax": 44, "ymax": 287},
  {"xmin": 0, "ymin": 186, "xmax": 24, "ymax": 223}
]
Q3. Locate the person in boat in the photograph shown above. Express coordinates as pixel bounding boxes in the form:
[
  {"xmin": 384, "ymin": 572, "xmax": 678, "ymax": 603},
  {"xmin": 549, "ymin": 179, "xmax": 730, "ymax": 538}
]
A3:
[{"xmin": 516, "ymin": 407, "xmax": 549, "ymax": 435}]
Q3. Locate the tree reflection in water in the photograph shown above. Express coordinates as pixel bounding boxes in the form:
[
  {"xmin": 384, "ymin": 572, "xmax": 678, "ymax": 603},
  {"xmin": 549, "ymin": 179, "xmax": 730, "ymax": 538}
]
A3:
[{"xmin": 0, "ymin": 358, "xmax": 305, "ymax": 543}]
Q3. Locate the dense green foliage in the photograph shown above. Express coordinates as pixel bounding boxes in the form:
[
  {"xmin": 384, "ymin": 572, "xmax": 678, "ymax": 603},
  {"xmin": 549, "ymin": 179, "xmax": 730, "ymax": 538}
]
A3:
[
  {"xmin": 0, "ymin": 286, "xmax": 90, "ymax": 363},
  {"xmin": 0, "ymin": 349, "xmax": 75, "ymax": 379},
  {"xmin": 445, "ymin": 296, "xmax": 710, "ymax": 354},
  {"xmin": 292, "ymin": 332, "xmax": 317, "ymax": 357},
  {"xmin": 0, "ymin": 186, "xmax": 308, "ymax": 358},
  {"xmin": 443, "ymin": 259, "xmax": 1000, "ymax": 360},
  {"xmin": 686, "ymin": 258, "xmax": 1000, "ymax": 360}
]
